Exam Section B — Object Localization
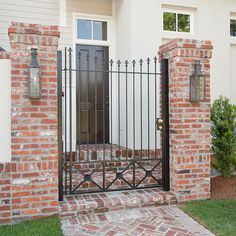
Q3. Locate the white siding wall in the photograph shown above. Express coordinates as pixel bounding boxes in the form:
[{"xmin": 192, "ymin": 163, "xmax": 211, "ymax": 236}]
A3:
[{"xmin": 0, "ymin": 0, "xmax": 59, "ymax": 51}]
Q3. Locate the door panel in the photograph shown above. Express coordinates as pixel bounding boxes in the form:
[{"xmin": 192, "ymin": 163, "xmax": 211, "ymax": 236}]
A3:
[{"xmin": 76, "ymin": 45, "xmax": 109, "ymax": 145}]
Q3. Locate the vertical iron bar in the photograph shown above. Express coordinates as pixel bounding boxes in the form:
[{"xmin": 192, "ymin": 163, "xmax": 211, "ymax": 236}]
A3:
[
  {"xmin": 95, "ymin": 56, "xmax": 98, "ymax": 155},
  {"xmin": 68, "ymin": 48, "xmax": 73, "ymax": 194},
  {"xmin": 147, "ymin": 58, "xmax": 150, "ymax": 159},
  {"xmin": 64, "ymin": 47, "xmax": 68, "ymax": 195},
  {"xmin": 57, "ymin": 50, "xmax": 63, "ymax": 201},
  {"xmin": 86, "ymin": 54, "xmax": 89, "ymax": 160},
  {"xmin": 140, "ymin": 60, "xmax": 143, "ymax": 159},
  {"xmin": 77, "ymin": 51, "xmax": 81, "ymax": 163},
  {"xmin": 125, "ymin": 61, "xmax": 128, "ymax": 160},
  {"xmin": 132, "ymin": 60, "xmax": 136, "ymax": 187},
  {"xmin": 154, "ymin": 57, "xmax": 157, "ymax": 159},
  {"xmin": 102, "ymin": 57, "xmax": 106, "ymax": 190},
  {"xmin": 117, "ymin": 61, "xmax": 121, "ymax": 158},
  {"xmin": 162, "ymin": 59, "xmax": 170, "ymax": 191},
  {"xmin": 110, "ymin": 60, "xmax": 113, "ymax": 160}
]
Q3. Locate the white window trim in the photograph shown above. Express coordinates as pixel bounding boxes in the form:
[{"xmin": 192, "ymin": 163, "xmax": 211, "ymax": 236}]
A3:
[
  {"xmin": 72, "ymin": 12, "xmax": 116, "ymax": 69},
  {"xmin": 73, "ymin": 13, "xmax": 113, "ymax": 47},
  {"xmin": 162, "ymin": 9, "xmax": 194, "ymax": 34}
]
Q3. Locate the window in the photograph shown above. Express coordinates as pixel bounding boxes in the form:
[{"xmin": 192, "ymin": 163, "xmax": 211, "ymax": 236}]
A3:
[
  {"xmin": 230, "ymin": 19, "xmax": 236, "ymax": 37},
  {"xmin": 163, "ymin": 11, "xmax": 191, "ymax": 33},
  {"xmin": 77, "ymin": 19, "xmax": 107, "ymax": 41}
]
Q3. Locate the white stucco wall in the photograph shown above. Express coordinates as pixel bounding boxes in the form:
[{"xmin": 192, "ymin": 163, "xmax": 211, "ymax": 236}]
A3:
[
  {"xmin": 0, "ymin": 59, "xmax": 11, "ymax": 162},
  {"xmin": 114, "ymin": 0, "xmax": 236, "ymax": 104},
  {"xmin": 113, "ymin": 0, "xmax": 236, "ymax": 149},
  {"xmin": 231, "ymin": 44, "xmax": 236, "ymax": 103}
]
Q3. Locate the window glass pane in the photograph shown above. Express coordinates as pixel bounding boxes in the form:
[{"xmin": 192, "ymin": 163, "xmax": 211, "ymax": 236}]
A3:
[
  {"xmin": 163, "ymin": 12, "xmax": 176, "ymax": 31},
  {"xmin": 93, "ymin": 21, "xmax": 107, "ymax": 41},
  {"xmin": 77, "ymin": 19, "xmax": 92, "ymax": 40},
  {"xmin": 231, "ymin": 19, "xmax": 236, "ymax": 37},
  {"xmin": 178, "ymin": 14, "xmax": 191, "ymax": 32}
]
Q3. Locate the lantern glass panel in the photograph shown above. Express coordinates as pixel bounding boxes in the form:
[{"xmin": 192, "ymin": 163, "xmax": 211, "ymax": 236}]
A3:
[
  {"xmin": 199, "ymin": 75, "xmax": 206, "ymax": 100},
  {"xmin": 190, "ymin": 75, "xmax": 199, "ymax": 102},
  {"xmin": 29, "ymin": 67, "xmax": 41, "ymax": 99}
]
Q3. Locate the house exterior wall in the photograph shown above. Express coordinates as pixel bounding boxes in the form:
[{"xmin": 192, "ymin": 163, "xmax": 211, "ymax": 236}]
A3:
[
  {"xmin": 114, "ymin": 0, "xmax": 236, "ymax": 104},
  {"xmin": 231, "ymin": 45, "xmax": 236, "ymax": 102},
  {"xmin": 0, "ymin": 55, "xmax": 11, "ymax": 163}
]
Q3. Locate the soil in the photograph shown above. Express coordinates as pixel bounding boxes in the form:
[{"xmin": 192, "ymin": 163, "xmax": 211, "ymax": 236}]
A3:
[{"xmin": 211, "ymin": 176, "xmax": 236, "ymax": 200}]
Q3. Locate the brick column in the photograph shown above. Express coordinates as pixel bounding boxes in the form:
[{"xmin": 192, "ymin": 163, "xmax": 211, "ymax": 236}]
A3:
[
  {"xmin": 159, "ymin": 38, "xmax": 213, "ymax": 202},
  {"xmin": 8, "ymin": 22, "xmax": 60, "ymax": 223}
]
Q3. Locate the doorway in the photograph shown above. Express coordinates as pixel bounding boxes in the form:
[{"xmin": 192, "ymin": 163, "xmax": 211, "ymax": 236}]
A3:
[{"xmin": 76, "ymin": 44, "xmax": 109, "ymax": 145}]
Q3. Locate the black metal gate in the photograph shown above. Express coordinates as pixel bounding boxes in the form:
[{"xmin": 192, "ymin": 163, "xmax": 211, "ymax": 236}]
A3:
[{"xmin": 57, "ymin": 48, "xmax": 169, "ymax": 200}]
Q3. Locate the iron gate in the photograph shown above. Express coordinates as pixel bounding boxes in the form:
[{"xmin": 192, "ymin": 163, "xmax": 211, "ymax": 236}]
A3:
[{"xmin": 57, "ymin": 48, "xmax": 169, "ymax": 200}]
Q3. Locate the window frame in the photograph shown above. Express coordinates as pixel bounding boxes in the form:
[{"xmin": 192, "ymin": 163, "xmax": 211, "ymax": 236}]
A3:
[
  {"xmin": 162, "ymin": 9, "xmax": 194, "ymax": 34},
  {"xmin": 74, "ymin": 13, "xmax": 112, "ymax": 47}
]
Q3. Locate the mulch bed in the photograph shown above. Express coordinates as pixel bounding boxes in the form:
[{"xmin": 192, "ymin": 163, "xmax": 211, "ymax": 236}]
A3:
[{"xmin": 211, "ymin": 176, "xmax": 236, "ymax": 200}]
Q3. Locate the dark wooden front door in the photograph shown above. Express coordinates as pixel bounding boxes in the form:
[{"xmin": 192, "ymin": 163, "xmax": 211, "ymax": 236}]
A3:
[{"xmin": 76, "ymin": 45, "xmax": 109, "ymax": 145}]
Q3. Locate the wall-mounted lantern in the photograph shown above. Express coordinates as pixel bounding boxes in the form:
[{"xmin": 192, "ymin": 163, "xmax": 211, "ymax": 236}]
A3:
[
  {"xmin": 28, "ymin": 48, "xmax": 41, "ymax": 99},
  {"xmin": 190, "ymin": 60, "xmax": 206, "ymax": 103}
]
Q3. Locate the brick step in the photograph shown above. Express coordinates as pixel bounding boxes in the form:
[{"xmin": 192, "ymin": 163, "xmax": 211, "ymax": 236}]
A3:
[{"xmin": 59, "ymin": 188, "xmax": 177, "ymax": 219}]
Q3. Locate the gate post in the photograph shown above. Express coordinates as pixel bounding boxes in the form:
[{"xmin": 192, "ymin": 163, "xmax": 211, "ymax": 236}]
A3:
[{"xmin": 159, "ymin": 39, "xmax": 213, "ymax": 202}]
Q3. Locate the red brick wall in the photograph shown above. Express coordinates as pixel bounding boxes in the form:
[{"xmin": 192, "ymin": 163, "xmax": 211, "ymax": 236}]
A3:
[
  {"xmin": 0, "ymin": 22, "xmax": 60, "ymax": 224},
  {"xmin": 159, "ymin": 38, "xmax": 213, "ymax": 202}
]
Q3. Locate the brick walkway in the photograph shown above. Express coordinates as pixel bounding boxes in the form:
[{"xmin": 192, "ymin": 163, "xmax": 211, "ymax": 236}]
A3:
[
  {"xmin": 60, "ymin": 189, "xmax": 214, "ymax": 236},
  {"xmin": 60, "ymin": 206, "xmax": 214, "ymax": 236}
]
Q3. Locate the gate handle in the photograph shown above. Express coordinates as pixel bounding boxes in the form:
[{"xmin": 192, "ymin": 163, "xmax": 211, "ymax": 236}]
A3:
[{"xmin": 156, "ymin": 118, "xmax": 164, "ymax": 130}]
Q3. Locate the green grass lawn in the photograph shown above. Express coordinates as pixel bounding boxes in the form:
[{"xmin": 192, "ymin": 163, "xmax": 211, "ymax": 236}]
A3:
[
  {"xmin": 0, "ymin": 217, "xmax": 63, "ymax": 236},
  {"xmin": 182, "ymin": 199, "xmax": 236, "ymax": 236}
]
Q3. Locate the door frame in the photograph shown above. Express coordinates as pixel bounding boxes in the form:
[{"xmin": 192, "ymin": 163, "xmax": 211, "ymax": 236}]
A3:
[
  {"xmin": 73, "ymin": 13, "xmax": 115, "ymax": 146},
  {"xmin": 73, "ymin": 13, "xmax": 115, "ymax": 59}
]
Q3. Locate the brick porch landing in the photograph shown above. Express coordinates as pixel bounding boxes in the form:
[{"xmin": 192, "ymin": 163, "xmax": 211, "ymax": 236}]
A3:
[{"xmin": 59, "ymin": 188, "xmax": 176, "ymax": 218}]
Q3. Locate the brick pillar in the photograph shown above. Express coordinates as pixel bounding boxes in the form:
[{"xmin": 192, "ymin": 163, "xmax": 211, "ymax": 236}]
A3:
[
  {"xmin": 8, "ymin": 22, "xmax": 60, "ymax": 223},
  {"xmin": 159, "ymin": 38, "xmax": 213, "ymax": 202}
]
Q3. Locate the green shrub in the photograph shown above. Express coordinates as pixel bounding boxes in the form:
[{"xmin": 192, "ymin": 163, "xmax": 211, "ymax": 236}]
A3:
[{"xmin": 211, "ymin": 96, "xmax": 236, "ymax": 177}]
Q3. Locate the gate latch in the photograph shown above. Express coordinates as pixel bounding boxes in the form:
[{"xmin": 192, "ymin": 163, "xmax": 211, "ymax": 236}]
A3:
[{"xmin": 156, "ymin": 118, "xmax": 164, "ymax": 130}]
